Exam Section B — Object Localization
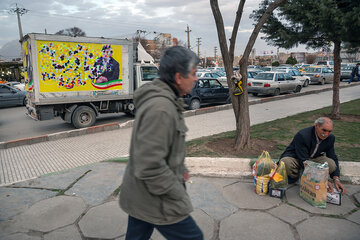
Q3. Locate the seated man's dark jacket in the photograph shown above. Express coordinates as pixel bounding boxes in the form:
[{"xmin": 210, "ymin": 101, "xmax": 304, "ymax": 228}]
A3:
[{"xmin": 280, "ymin": 126, "xmax": 340, "ymax": 178}]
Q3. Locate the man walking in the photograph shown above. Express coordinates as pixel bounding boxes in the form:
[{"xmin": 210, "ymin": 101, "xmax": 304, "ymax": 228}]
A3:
[
  {"xmin": 119, "ymin": 46, "xmax": 203, "ymax": 240},
  {"xmin": 348, "ymin": 63, "xmax": 360, "ymax": 84}
]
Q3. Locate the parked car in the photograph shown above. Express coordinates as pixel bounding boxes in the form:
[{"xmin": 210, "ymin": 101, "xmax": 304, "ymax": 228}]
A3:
[
  {"xmin": 0, "ymin": 84, "xmax": 27, "ymax": 107},
  {"xmin": 247, "ymin": 71, "xmax": 302, "ymax": 96},
  {"xmin": 275, "ymin": 67, "xmax": 311, "ymax": 87},
  {"xmin": 183, "ymin": 78, "xmax": 230, "ymax": 110},
  {"xmin": 340, "ymin": 64, "xmax": 356, "ymax": 81},
  {"xmin": 317, "ymin": 60, "xmax": 334, "ymax": 69},
  {"xmin": 303, "ymin": 66, "xmax": 333, "ymax": 85},
  {"xmin": 4, "ymin": 82, "xmax": 25, "ymax": 91},
  {"xmin": 207, "ymin": 67, "xmax": 225, "ymax": 72},
  {"xmin": 196, "ymin": 71, "xmax": 227, "ymax": 86}
]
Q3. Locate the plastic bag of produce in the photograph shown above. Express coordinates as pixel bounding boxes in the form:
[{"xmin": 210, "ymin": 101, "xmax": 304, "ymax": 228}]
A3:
[
  {"xmin": 252, "ymin": 151, "xmax": 275, "ymax": 177},
  {"xmin": 300, "ymin": 160, "xmax": 329, "ymax": 208},
  {"xmin": 252, "ymin": 151, "xmax": 276, "ymax": 195},
  {"xmin": 270, "ymin": 161, "xmax": 288, "ymax": 189}
]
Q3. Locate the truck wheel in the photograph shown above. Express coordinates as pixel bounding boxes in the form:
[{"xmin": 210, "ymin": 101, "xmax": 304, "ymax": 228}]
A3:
[
  {"xmin": 190, "ymin": 99, "xmax": 200, "ymax": 110},
  {"xmin": 71, "ymin": 106, "xmax": 96, "ymax": 129}
]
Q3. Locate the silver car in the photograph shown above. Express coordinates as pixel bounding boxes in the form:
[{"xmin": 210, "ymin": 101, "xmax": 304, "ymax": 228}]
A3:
[
  {"xmin": 275, "ymin": 67, "xmax": 310, "ymax": 87},
  {"xmin": 0, "ymin": 84, "xmax": 27, "ymax": 107},
  {"xmin": 247, "ymin": 71, "xmax": 302, "ymax": 96},
  {"xmin": 304, "ymin": 66, "xmax": 333, "ymax": 85}
]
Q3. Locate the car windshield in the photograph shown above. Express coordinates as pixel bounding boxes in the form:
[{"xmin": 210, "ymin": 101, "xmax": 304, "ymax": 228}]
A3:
[
  {"xmin": 254, "ymin": 72, "xmax": 274, "ymax": 80},
  {"xmin": 215, "ymin": 71, "xmax": 226, "ymax": 77},
  {"xmin": 305, "ymin": 68, "xmax": 321, "ymax": 73}
]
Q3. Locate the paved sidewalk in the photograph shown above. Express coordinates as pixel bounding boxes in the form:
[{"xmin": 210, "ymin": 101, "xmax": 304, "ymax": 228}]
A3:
[{"xmin": 0, "ymin": 161, "xmax": 359, "ymax": 240}]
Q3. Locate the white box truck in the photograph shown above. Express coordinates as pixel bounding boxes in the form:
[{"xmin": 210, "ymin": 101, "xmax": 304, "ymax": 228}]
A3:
[{"xmin": 22, "ymin": 33, "xmax": 158, "ymax": 128}]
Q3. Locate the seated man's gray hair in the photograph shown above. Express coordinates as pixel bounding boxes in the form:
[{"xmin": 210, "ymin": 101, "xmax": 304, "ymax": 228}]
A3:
[{"xmin": 315, "ymin": 117, "xmax": 333, "ymax": 127}]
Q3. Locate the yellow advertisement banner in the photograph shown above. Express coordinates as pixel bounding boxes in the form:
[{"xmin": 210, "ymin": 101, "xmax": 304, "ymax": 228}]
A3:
[{"xmin": 36, "ymin": 40, "xmax": 123, "ymax": 92}]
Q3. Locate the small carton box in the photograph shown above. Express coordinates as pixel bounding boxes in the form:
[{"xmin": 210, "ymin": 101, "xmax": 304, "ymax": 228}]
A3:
[
  {"xmin": 326, "ymin": 189, "xmax": 342, "ymax": 205},
  {"xmin": 269, "ymin": 187, "xmax": 286, "ymax": 199}
]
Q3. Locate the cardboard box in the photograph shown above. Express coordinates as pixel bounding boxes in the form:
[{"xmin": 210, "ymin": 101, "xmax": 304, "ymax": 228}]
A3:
[{"xmin": 326, "ymin": 190, "xmax": 342, "ymax": 205}]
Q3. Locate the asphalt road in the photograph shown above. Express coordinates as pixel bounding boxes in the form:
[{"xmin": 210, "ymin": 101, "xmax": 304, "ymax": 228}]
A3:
[
  {"xmin": 0, "ymin": 81, "xmax": 352, "ymax": 142},
  {"xmin": 0, "ymin": 107, "xmax": 133, "ymax": 142}
]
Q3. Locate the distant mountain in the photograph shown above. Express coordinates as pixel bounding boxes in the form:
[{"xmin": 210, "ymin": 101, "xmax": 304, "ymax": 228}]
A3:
[{"xmin": 0, "ymin": 40, "xmax": 21, "ymax": 61}]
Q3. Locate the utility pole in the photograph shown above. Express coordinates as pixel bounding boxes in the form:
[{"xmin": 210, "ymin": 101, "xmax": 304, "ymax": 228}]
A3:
[
  {"xmin": 185, "ymin": 25, "xmax": 191, "ymax": 49},
  {"xmin": 9, "ymin": 4, "xmax": 28, "ymax": 44},
  {"xmin": 196, "ymin": 37, "xmax": 201, "ymax": 57},
  {"xmin": 214, "ymin": 46, "xmax": 217, "ymax": 65}
]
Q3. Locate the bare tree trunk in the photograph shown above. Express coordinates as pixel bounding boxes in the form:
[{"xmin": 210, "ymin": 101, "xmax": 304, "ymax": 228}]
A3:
[
  {"xmin": 210, "ymin": 0, "xmax": 286, "ymax": 151},
  {"xmin": 331, "ymin": 40, "xmax": 341, "ymax": 119},
  {"xmin": 235, "ymin": 0, "xmax": 286, "ymax": 150}
]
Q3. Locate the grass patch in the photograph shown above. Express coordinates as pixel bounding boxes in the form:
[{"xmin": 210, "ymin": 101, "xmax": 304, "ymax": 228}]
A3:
[{"xmin": 186, "ymin": 99, "xmax": 360, "ymax": 162}]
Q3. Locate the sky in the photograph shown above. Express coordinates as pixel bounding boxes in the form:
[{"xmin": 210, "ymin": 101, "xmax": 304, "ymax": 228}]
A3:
[{"xmin": 0, "ymin": 0, "xmax": 314, "ymax": 60}]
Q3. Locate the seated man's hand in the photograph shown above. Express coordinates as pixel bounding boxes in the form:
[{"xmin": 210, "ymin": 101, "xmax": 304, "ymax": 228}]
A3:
[
  {"xmin": 327, "ymin": 181, "xmax": 334, "ymax": 194},
  {"xmin": 333, "ymin": 177, "xmax": 346, "ymax": 195}
]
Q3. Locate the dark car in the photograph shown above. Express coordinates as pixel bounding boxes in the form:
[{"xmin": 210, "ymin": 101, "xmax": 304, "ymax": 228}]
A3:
[
  {"xmin": 0, "ymin": 84, "xmax": 27, "ymax": 107},
  {"xmin": 183, "ymin": 78, "xmax": 230, "ymax": 110},
  {"xmin": 340, "ymin": 64, "xmax": 356, "ymax": 81}
]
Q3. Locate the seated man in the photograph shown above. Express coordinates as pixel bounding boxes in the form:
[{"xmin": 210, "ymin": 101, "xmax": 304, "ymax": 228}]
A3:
[{"xmin": 279, "ymin": 117, "xmax": 346, "ymax": 194}]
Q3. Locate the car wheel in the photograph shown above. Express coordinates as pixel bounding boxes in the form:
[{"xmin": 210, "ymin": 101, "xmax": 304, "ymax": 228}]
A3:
[
  {"xmin": 320, "ymin": 78, "xmax": 325, "ymax": 85},
  {"xmin": 252, "ymin": 93, "xmax": 258, "ymax": 97},
  {"xmin": 71, "ymin": 105, "xmax": 96, "ymax": 128},
  {"xmin": 23, "ymin": 97, "xmax": 27, "ymax": 106},
  {"xmin": 303, "ymin": 80, "xmax": 309, "ymax": 87},
  {"xmin": 189, "ymin": 99, "xmax": 201, "ymax": 110},
  {"xmin": 273, "ymin": 88, "xmax": 280, "ymax": 96},
  {"xmin": 295, "ymin": 85, "xmax": 302, "ymax": 93},
  {"xmin": 226, "ymin": 96, "xmax": 231, "ymax": 104}
]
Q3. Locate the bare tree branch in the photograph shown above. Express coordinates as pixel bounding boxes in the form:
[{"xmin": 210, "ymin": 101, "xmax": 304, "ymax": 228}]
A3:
[{"xmin": 240, "ymin": 0, "xmax": 287, "ymax": 65}]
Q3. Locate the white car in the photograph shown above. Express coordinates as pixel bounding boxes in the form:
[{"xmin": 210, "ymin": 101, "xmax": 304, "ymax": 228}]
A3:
[
  {"xmin": 196, "ymin": 71, "xmax": 227, "ymax": 86},
  {"xmin": 248, "ymin": 71, "xmax": 302, "ymax": 96},
  {"xmin": 275, "ymin": 67, "xmax": 310, "ymax": 87}
]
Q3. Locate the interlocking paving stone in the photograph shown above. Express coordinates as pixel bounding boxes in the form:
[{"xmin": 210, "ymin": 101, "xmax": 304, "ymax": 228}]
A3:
[
  {"xmin": 1, "ymin": 233, "xmax": 41, "ymax": 240},
  {"xmin": 151, "ymin": 209, "xmax": 215, "ymax": 240},
  {"xmin": 222, "ymin": 181, "xmax": 281, "ymax": 210},
  {"xmin": 65, "ymin": 162, "xmax": 125, "ymax": 206},
  {"xmin": 354, "ymin": 193, "xmax": 360, "ymax": 204},
  {"xmin": 0, "ymin": 219, "xmax": 27, "ymax": 238},
  {"xmin": 297, "ymin": 216, "xmax": 360, "ymax": 240},
  {"xmin": 0, "ymin": 188, "xmax": 56, "ymax": 221},
  {"xmin": 343, "ymin": 184, "xmax": 360, "ymax": 196},
  {"xmin": 268, "ymin": 204, "xmax": 309, "ymax": 225},
  {"xmin": 16, "ymin": 196, "xmax": 86, "ymax": 232},
  {"xmin": 286, "ymin": 185, "xmax": 357, "ymax": 215},
  {"xmin": 79, "ymin": 201, "xmax": 128, "ymax": 239},
  {"xmin": 219, "ymin": 211, "xmax": 295, "ymax": 240},
  {"xmin": 347, "ymin": 210, "xmax": 360, "ymax": 225},
  {"xmin": 44, "ymin": 225, "xmax": 82, "ymax": 240},
  {"xmin": 11, "ymin": 166, "xmax": 92, "ymax": 189},
  {"xmin": 187, "ymin": 177, "xmax": 238, "ymax": 220}
]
